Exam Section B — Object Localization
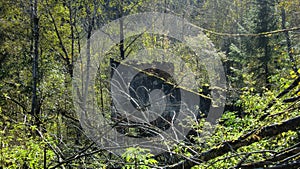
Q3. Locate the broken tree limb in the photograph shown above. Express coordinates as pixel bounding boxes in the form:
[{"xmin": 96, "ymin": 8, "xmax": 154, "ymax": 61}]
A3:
[{"xmin": 179, "ymin": 115, "xmax": 300, "ymax": 168}]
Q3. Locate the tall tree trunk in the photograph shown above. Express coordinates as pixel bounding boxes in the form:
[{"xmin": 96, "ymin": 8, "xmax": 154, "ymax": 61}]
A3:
[
  {"xmin": 69, "ymin": 1, "xmax": 74, "ymax": 77},
  {"xmin": 264, "ymin": 43, "xmax": 270, "ymax": 89},
  {"xmin": 119, "ymin": 0, "xmax": 125, "ymax": 60},
  {"xmin": 30, "ymin": 0, "xmax": 40, "ymax": 122},
  {"xmin": 255, "ymin": 0, "xmax": 273, "ymax": 89},
  {"xmin": 281, "ymin": 7, "xmax": 298, "ymax": 75}
]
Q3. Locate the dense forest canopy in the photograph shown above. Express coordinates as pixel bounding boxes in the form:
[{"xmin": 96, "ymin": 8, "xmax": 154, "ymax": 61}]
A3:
[{"xmin": 0, "ymin": 0, "xmax": 299, "ymax": 168}]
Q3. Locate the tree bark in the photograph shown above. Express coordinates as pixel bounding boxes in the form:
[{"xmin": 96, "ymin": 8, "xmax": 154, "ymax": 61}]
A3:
[
  {"xmin": 30, "ymin": 0, "xmax": 40, "ymax": 121},
  {"xmin": 119, "ymin": 0, "xmax": 125, "ymax": 60}
]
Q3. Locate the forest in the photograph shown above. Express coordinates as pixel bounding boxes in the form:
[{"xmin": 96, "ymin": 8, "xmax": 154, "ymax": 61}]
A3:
[{"xmin": 0, "ymin": 0, "xmax": 300, "ymax": 168}]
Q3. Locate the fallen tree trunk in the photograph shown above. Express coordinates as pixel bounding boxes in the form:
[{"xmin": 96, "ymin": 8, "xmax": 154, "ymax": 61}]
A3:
[{"xmin": 179, "ymin": 115, "xmax": 300, "ymax": 168}]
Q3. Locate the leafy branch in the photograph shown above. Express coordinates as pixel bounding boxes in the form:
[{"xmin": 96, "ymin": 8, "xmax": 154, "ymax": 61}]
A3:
[{"xmin": 178, "ymin": 115, "xmax": 300, "ymax": 168}]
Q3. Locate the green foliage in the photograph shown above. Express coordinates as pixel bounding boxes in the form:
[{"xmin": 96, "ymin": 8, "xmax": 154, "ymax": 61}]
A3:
[
  {"xmin": 0, "ymin": 0, "xmax": 299, "ymax": 168},
  {"xmin": 0, "ymin": 118, "xmax": 55, "ymax": 168},
  {"xmin": 122, "ymin": 147, "xmax": 158, "ymax": 169}
]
